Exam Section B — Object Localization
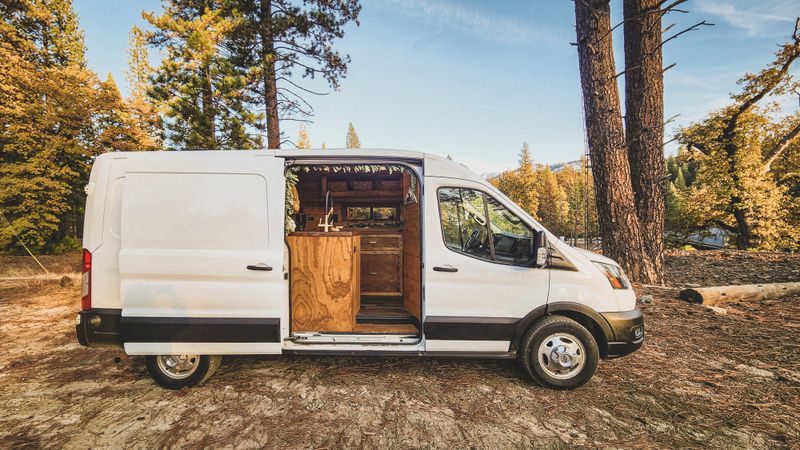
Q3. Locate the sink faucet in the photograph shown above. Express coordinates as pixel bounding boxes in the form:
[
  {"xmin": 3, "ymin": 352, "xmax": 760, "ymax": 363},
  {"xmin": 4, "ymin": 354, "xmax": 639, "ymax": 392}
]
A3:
[{"xmin": 318, "ymin": 190, "xmax": 339, "ymax": 232}]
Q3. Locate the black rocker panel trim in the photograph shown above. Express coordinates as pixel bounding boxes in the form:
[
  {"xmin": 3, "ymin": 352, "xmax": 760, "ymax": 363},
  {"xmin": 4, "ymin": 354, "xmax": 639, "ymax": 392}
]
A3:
[
  {"xmin": 76, "ymin": 308, "xmax": 124, "ymax": 348},
  {"xmin": 423, "ymin": 316, "xmax": 520, "ymax": 341},
  {"xmin": 120, "ymin": 317, "xmax": 281, "ymax": 343}
]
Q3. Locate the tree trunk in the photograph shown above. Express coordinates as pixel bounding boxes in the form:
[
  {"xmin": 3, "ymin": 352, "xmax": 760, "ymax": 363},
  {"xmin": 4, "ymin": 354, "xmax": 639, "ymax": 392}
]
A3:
[
  {"xmin": 732, "ymin": 203, "xmax": 752, "ymax": 249},
  {"xmin": 623, "ymin": 0, "xmax": 665, "ymax": 283},
  {"xmin": 679, "ymin": 282, "xmax": 800, "ymax": 306},
  {"xmin": 201, "ymin": 63, "xmax": 216, "ymax": 149},
  {"xmin": 260, "ymin": 0, "xmax": 280, "ymax": 149},
  {"xmin": 574, "ymin": 0, "xmax": 657, "ymax": 283}
]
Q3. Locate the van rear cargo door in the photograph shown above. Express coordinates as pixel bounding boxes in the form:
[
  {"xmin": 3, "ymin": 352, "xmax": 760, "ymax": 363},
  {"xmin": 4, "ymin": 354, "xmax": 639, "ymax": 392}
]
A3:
[{"xmin": 118, "ymin": 152, "xmax": 286, "ymax": 355}]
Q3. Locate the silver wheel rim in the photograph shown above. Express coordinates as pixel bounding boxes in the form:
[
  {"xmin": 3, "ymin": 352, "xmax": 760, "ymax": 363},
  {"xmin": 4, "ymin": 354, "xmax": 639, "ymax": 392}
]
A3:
[
  {"xmin": 156, "ymin": 355, "xmax": 200, "ymax": 379},
  {"xmin": 537, "ymin": 333, "xmax": 585, "ymax": 380}
]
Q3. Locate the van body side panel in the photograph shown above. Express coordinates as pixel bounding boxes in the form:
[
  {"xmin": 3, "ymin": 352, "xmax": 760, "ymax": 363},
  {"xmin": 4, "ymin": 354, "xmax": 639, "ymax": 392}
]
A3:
[
  {"xmin": 547, "ymin": 269, "xmax": 622, "ymax": 313},
  {"xmin": 116, "ymin": 152, "xmax": 286, "ymax": 354}
]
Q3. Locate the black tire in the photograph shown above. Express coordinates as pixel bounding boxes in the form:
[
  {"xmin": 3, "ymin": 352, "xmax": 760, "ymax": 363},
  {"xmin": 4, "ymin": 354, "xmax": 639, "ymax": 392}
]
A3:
[
  {"xmin": 145, "ymin": 355, "xmax": 222, "ymax": 390},
  {"xmin": 520, "ymin": 315, "xmax": 599, "ymax": 390}
]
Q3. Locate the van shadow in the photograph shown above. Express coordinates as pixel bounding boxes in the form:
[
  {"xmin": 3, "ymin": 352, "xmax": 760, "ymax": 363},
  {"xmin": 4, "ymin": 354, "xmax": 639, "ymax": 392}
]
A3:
[{"xmin": 212, "ymin": 354, "xmax": 533, "ymax": 390}]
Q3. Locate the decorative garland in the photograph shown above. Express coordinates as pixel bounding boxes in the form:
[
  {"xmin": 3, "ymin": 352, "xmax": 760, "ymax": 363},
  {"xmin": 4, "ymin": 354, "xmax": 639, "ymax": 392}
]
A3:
[{"xmin": 284, "ymin": 164, "xmax": 418, "ymax": 234}]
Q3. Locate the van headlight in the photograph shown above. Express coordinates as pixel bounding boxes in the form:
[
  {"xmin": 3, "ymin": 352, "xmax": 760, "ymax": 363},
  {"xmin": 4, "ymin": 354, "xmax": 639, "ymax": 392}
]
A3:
[{"xmin": 593, "ymin": 262, "xmax": 630, "ymax": 289}]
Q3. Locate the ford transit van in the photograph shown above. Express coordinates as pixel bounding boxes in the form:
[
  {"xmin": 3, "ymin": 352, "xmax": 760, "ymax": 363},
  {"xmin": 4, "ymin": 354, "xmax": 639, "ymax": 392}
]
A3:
[{"xmin": 76, "ymin": 149, "xmax": 643, "ymax": 390}]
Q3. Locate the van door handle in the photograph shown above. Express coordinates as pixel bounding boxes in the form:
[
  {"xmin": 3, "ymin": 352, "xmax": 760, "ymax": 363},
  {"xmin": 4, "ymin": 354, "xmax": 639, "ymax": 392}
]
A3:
[
  {"xmin": 247, "ymin": 264, "xmax": 273, "ymax": 271},
  {"xmin": 433, "ymin": 265, "xmax": 458, "ymax": 273}
]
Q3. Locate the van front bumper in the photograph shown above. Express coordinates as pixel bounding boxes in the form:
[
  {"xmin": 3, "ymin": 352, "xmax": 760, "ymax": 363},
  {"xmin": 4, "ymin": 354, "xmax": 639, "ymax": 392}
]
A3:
[
  {"xmin": 600, "ymin": 308, "xmax": 644, "ymax": 358},
  {"xmin": 76, "ymin": 309, "xmax": 123, "ymax": 348}
]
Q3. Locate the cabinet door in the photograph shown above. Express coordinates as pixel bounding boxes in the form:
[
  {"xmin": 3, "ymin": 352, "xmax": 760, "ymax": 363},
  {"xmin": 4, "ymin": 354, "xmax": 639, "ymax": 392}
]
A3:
[{"xmin": 361, "ymin": 253, "xmax": 401, "ymax": 294}]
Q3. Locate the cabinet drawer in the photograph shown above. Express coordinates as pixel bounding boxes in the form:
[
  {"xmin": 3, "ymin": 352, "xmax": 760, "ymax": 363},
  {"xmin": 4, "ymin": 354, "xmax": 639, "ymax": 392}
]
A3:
[
  {"xmin": 361, "ymin": 253, "xmax": 401, "ymax": 294},
  {"xmin": 361, "ymin": 234, "xmax": 401, "ymax": 251}
]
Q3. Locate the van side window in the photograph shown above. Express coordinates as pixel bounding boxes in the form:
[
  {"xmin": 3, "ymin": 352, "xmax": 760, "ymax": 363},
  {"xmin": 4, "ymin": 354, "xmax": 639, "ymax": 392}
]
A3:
[{"xmin": 437, "ymin": 187, "xmax": 534, "ymax": 266}]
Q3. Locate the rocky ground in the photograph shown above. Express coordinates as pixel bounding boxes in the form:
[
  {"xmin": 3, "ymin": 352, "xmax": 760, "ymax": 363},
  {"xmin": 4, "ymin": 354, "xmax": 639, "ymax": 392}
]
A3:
[{"xmin": 0, "ymin": 250, "xmax": 798, "ymax": 449}]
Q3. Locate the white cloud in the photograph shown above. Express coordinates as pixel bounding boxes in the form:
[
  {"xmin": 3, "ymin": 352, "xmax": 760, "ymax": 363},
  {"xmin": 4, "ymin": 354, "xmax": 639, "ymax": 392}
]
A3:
[
  {"xmin": 696, "ymin": 0, "xmax": 796, "ymax": 36},
  {"xmin": 374, "ymin": 0, "xmax": 565, "ymax": 48}
]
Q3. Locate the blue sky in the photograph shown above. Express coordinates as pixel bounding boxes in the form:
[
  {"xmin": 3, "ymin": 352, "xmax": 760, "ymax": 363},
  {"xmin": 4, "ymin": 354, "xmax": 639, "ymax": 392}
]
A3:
[{"xmin": 74, "ymin": 0, "xmax": 799, "ymax": 174}]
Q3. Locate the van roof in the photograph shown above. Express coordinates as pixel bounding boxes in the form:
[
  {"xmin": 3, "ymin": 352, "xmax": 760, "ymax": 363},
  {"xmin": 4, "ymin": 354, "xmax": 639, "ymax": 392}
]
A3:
[
  {"xmin": 98, "ymin": 148, "xmax": 485, "ymax": 182},
  {"xmin": 275, "ymin": 148, "xmax": 425, "ymax": 160}
]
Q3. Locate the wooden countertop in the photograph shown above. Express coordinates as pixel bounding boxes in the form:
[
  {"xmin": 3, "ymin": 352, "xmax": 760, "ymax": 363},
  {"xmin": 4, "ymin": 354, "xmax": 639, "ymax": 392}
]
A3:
[
  {"xmin": 287, "ymin": 231, "xmax": 356, "ymax": 237},
  {"xmin": 341, "ymin": 228, "xmax": 402, "ymax": 235}
]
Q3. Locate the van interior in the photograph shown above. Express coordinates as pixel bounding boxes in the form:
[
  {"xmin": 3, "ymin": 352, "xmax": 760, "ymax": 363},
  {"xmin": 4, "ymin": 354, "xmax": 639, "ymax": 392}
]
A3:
[{"xmin": 285, "ymin": 164, "xmax": 421, "ymax": 338}]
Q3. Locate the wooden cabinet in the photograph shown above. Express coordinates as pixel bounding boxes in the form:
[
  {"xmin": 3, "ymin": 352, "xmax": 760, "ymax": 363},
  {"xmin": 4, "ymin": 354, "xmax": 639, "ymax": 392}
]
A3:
[
  {"xmin": 287, "ymin": 232, "xmax": 360, "ymax": 333},
  {"xmin": 362, "ymin": 234, "xmax": 401, "ymax": 250},
  {"xmin": 362, "ymin": 253, "xmax": 401, "ymax": 293},
  {"xmin": 360, "ymin": 233, "xmax": 402, "ymax": 296}
]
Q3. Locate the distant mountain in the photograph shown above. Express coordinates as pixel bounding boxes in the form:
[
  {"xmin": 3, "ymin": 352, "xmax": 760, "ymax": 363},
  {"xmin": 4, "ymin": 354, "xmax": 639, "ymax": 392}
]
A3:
[
  {"xmin": 480, "ymin": 159, "xmax": 583, "ymax": 180},
  {"xmin": 549, "ymin": 159, "xmax": 582, "ymax": 172}
]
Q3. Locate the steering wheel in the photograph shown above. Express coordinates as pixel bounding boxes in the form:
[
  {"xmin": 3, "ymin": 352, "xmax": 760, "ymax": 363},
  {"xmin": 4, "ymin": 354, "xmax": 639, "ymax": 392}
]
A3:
[{"xmin": 463, "ymin": 229, "xmax": 480, "ymax": 251}]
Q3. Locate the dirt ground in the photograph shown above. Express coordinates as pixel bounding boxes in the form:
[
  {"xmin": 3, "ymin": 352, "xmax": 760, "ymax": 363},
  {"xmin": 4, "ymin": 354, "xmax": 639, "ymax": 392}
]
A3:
[{"xmin": 1, "ymin": 251, "xmax": 798, "ymax": 449}]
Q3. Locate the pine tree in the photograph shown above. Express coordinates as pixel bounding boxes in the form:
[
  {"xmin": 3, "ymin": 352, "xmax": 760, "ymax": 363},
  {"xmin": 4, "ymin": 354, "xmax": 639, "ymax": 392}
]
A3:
[
  {"xmin": 624, "ymin": 0, "xmax": 666, "ymax": 282},
  {"xmin": 296, "ymin": 123, "xmax": 311, "ymax": 149},
  {"xmin": 0, "ymin": 0, "xmax": 97, "ymax": 251},
  {"xmin": 224, "ymin": 0, "xmax": 361, "ymax": 149},
  {"xmin": 126, "ymin": 26, "xmax": 150, "ymax": 97},
  {"xmin": 666, "ymin": 155, "xmax": 678, "ymax": 181},
  {"xmin": 555, "ymin": 162, "xmax": 597, "ymax": 244},
  {"xmin": 95, "ymin": 74, "xmax": 160, "ymax": 151},
  {"xmin": 125, "ymin": 26, "xmax": 161, "ymax": 148},
  {"xmin": 39, "ymin": 0, "xmax": 87, "ymax": 67},
  {"xmin": 490, "ymin": 143, "xmax": 540, "ymax": 220},
  {"xmin": 345, "ymin": 122, "xmax": 360, "ymax": 148},
  {"xmin": 674, "ymin": 166, "xmax": 687, "ymax": 189},
  {"xmin": 574, "ymin": 0, "xmax": 657, "ymax": 282},
  {"xmin": 0, "ymin": 0, "xmax": 160, "ymax": 252},
  {"xmin": 144, "ymin": 0, "xmax": 262, "ymax": 150},
  {"xmin": 678, "ymin": 22, "xmax": 800, "ymax": 249},
  {"xmin": 537, "ymin": 166, "xmax": 570, "ymax": 236}
]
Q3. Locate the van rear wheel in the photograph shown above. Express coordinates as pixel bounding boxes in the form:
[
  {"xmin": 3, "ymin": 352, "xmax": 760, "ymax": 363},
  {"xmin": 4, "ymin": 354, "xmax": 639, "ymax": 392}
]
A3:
[
  {"xmin": 520, "ymin": 316, "xmax": 599, "ymax": 389},
  {"xmin": 145, "ymin": 354, "xmax": 222, "ymax": 390}
]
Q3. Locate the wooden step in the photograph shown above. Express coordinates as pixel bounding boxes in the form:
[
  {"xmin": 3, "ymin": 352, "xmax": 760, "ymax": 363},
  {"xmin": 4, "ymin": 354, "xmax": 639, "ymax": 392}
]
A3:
[
  {"xmin": 360, "ymin": 295, "xmax": 403, "ymax": 306},
  {"xmin": 353, "ymin": 323, "xmax": 418, "ymax": 334},
  {"xmin": 356, "ymin": 305, "xmax": 416, "ymax": 324}
]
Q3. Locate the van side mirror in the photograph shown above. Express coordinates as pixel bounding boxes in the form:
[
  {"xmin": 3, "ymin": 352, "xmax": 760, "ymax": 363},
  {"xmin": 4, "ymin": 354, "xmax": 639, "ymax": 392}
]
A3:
[{"xmin": 533, "ymin": 230, "xmax": 548, "ymax": 268}]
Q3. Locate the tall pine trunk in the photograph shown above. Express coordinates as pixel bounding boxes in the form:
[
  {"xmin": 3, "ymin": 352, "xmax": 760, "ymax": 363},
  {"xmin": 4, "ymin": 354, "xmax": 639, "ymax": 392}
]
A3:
[
  {"xmin": 201, "ymin": 63, "xmax": 217, "ymax": 148},
  {"xmin": 574, "ymin": 0, "xmax": 658, "ymax": 283},
  {"xmin": 260, "ymin": 0, "xmax": 280, "ymax": 149},
  {"xmin": 623, "ymin": 0, "xmax": 665, "ymax": 283}
]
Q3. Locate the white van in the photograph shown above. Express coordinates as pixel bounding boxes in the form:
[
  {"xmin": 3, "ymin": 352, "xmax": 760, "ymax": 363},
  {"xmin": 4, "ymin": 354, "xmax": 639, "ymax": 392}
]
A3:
[{"xmin": 76, "ymin": 149, "xmax": 643, "ymax": 390}]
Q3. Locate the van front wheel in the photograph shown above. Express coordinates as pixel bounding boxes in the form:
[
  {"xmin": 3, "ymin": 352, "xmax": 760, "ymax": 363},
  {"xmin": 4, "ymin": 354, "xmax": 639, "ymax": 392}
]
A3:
[
  {"xmin": 520, "ymin": 316, "xmax": 599, "ymax": 389},
  {"xmin": 145, "ymin": 354, "xmax": 222, "ymax": 390}
]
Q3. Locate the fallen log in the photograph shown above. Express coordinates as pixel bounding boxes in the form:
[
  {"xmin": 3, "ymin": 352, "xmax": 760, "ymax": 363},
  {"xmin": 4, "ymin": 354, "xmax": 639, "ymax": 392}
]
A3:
[{"xmin": 679, "ymin": 282, "xmax": 800, "ymax": 306}]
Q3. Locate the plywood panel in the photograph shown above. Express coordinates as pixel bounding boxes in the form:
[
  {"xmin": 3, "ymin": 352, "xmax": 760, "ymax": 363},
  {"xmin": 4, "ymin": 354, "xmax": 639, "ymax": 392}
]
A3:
[
  {"xmin": 287, "ymin": 233, "xmax": 360, "ymax": 333},
  {"xmin": 402, "ymin": 204, "xmax": 421, "ymax": 320}
]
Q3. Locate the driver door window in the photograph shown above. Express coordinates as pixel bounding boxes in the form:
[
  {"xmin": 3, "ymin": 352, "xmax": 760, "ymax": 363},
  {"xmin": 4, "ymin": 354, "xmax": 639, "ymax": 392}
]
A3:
[{"xmin": 438, "ymin": 187, "xmax": 534, "ymax": 266}]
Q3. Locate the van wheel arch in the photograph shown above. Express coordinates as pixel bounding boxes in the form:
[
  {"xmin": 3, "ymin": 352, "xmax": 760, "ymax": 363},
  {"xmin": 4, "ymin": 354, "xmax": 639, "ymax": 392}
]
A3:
[{"xmin": 512, "ymin": 302, "xmax": 612, "ymax": 359}]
